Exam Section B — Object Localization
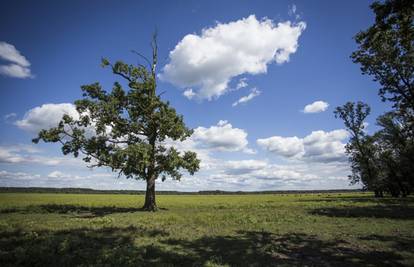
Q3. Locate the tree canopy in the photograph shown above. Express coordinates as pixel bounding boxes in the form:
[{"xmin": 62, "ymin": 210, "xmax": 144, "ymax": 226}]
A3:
[
  {"xmin": 352, "ymin": 0, "xmax": 414, "ymax": 119},
  {"xmin": 33, "ymin": 38, "xmax": 200, "ymax": 211},
  {"xmin": 336, "ymin": 0, "xmax": 414, "ymax": 197}
]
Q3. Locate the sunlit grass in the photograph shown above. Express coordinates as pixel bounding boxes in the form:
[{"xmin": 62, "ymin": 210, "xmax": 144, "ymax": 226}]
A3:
[{"xmin": 0, "ymin": 192, "xmax": 413, "ymax": 266}]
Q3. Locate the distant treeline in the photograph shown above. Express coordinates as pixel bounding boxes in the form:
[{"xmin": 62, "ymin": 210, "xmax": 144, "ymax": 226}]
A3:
[{"xmin": 0, "ymin": 187, "xmax": 362, "ymax": 195}]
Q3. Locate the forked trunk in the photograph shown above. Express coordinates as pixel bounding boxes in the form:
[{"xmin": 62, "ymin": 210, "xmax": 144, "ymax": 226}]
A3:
[{"xmin": 142, "ymin": 176, "xmax": 157, "ymax": 211}]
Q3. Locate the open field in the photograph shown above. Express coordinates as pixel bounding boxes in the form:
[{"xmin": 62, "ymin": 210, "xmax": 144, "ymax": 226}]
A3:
[{"xmin": 0, "ymin": 192, "xmax": 413, "ymax": 266}]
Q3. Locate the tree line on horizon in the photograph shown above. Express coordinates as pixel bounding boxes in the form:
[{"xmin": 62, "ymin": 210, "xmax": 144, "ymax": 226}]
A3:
[{"xmin": 335, "ymin": 0, "xmax": 413, "ymax": 197}]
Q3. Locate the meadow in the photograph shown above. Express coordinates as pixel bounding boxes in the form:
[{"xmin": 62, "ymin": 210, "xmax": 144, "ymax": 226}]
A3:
[{"xmin": 0, "ymin": 192, "xmax": 413, "ymax": 266}]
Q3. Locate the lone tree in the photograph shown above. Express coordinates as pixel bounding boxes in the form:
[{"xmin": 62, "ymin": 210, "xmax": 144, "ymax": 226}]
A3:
[{"xmin": 33, "ymin": 37, "xmax": 200, "ymax": 211}]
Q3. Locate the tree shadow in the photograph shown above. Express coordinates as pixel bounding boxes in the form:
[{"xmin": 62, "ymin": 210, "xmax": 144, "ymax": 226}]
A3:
[
  {"xmin": 163, "ymin": 231, "xmax": 407, "ymax": 266},
  {"xmin": 309, "ymin": 205, "xmax": 414, "ymax": 220},
  {"xmin": 360, "ymin": 234, "xmax": 414, "ymax": 252},
  {"xmin": 298, "ymin": 195, "xmax": 413, "ymax": 205},
  {"xmin": 0, "ymin": 226, "xmax": 176, "ymax": 267},
  {"xmin": 0, "ymin": 228, "xmax": 410, "ymax": 266},
  {"xmin": 0, "ymin": 204, "xmax": 168, "ymax": 218}
]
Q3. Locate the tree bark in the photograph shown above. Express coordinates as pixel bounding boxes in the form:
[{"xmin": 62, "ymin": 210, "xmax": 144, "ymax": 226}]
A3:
[
  {"xmin": 374, "ymin": 190, "xmax": 384, "ymax": 198},
  {"xmin": 142, "ymin": 175, "xmax": 157, "ymax": 211}
]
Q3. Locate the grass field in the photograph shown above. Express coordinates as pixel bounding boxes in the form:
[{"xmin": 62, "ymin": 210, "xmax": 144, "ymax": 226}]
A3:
[{"xmin": 0, "ymin": 192, "xmax": 413, "ymax": 266}]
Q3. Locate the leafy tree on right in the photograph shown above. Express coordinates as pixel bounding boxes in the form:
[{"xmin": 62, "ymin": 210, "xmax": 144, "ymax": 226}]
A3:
[{"xmin": 336, "ymin": 0, "xmax": 413, "ymax": 197}]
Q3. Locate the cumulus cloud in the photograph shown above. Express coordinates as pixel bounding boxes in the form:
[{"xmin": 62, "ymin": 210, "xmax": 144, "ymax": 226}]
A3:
[
  {"xmin": 303, "ymin": 101, "xmax": 329, "ymax": 113},
  {"xmin": 204, "ymin": 158, "xmax": 320, "ymax": 186},
  {"xmin": 15, "ymin": 103, "xmax": 78, "ymax": 133},
  {"xmin": 0, "ymin": 145, "xmax": 73, "ymax": 166},
  {"xmin": 16, "ymin": 103, "xmax": 115, "ymax": 143},
  {"xmin": 252, "ymin": 166, "xmax": 317, "ymax": 181},
  {"xmin": 232, "ymin": 88, "xmax": 261, "ymax": 107},
  {"xmin": 0, "ymin": 145, "xmax": 38, "ymax": 164},
  {"xmin": 47, "ymin": 170, "xmax": 86, "ymax": 180},
  {"xmin": 18, "ymin": 103, "xmax": 254, "ymax": 155},
  {"xmin": 257, "ymin": 129, "xmax": 349, "ymax": 162},
  {"xmin": 0, "ymin": 42, "xmax": 33, "ymax": 78},
  {"xmin": 302, "ymin": 129, "xmax": 349, "ymax": 162},
  {"xmin": 192, "ymin": 120, "xmax": 254, "ymax": 153},
  {"xmin": 0, "ymin": 158, "xmax": 353, "ymax": 191},
  {"xmin": 0, "ymin": 169, "xmax": 118, "ymax": 188},
  {"xmin": 257, "ymin": 136, "xmax": 304, "ymax": 158},
  {"xmin": 48, "ymin": 171, "xmax": 66, "ymax": 178},
  {"xmin": 0, "ymin": 170, "xmax": 40, "ymax": 180},
  {"xmin": 224, "ymin": 159, "xmax": 268, "ymax": 175},
  {"xmin": 164, "ymin": 120, "xmax": 255, "ymax": 174},
  {"xmin": 160, "ymin": 15, "xmax": 306, "ymax": 100}
]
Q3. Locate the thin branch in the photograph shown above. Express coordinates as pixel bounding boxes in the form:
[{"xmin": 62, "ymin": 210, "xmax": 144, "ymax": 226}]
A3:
[
  {"xmin": 110, "ymin": 63, "xmax": 133, "ymax": 82},
  {"xmin": 158, "ymin": 90, "xmax": 166, "ymax": 97},
  {"xmin": 131, "ymin": 50, "xmax": 152, "ymax": 70}
]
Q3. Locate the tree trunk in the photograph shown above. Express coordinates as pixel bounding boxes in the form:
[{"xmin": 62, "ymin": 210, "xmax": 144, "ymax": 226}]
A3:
[
  {"xmin": 374, "ymin": 190, "xmax": 383, "ymax": 198},
  {"xmin": 142, "ymin": 176, "xmax": 157, "ymax": 211}
]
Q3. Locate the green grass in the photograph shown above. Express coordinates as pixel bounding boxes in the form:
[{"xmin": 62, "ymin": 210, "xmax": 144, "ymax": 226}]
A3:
[{"xmin": 0, "ymin": 192, "xmax": 413, "ymax": 266}]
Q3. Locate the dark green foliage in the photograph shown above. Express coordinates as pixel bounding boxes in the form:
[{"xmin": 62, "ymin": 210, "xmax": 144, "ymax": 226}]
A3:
[
  {"xmin": 334, "ymin": 102, "xmax": 379, "ymax": 191},
  {"xmin": 374, "ymin": 112, "xmax": 414, "ymax": 196},
  {"xmin": 32, "ymin": 39, "xmax": 200, "ymax": 211},
  {"xmin": 336, "ymin": 102, "xmax": 414, "ymax": 197},
  {"xmin": 351, "ymin": 0, "xmax": 414, "ymax": 118},
  {"xmin": 336, "ymin": 0, "xmax": 414, "ymax": 198}
]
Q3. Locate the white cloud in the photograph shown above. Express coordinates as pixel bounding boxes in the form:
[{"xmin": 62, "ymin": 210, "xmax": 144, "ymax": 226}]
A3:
[
  {"xmin": 291, "ymin": 4, "xmax": 297, "ymax": 15},
  {"xmin": 15, "ymin": 103, "xmax": 78, "ymax": 133},
  {"xmin": 3, "ymin": 113, "xmax": 17, "ymax": 120},
  {"xmin": 257, "ymin": 129, "xmax": 349, "ymax": 162},
  {"xmin": 232, "ymin": 88, "xmax": 261, "ymax": 107},
  {"xmin": 303, "ymin": 101, "xmax": 329, "ymax": 113},
  {"xmin": 0, "ymin": 145, "xmax": 78, "ymax": 166},
  {"xmin": 0, "ymin": 42, "xmax": 33, "ymax": 79},
  {"xmin": 4, "ymin": 101, "xmax": 355, "ymax": 191},
  {"xmin": 0, "ymin": 158, "xmax": 355, "ymax": 191},
  {"xmin": 236, "ymin": 78, "xmax": 248, "ymax": 90},
  {"xmin": 0, "ymin": 64, "xmax": 32, "ymax": 79},
  {"xmin": 47, "ymin": 170, "xmax": 85, "ymax": 180},
  {"xmin": 0, "ymin": 169, "xmax": 117, "ymax": 188},
  {"xmin": 0, "ymin": 145, "xmax": 38, "ymax": 164},
  {"xmin": 160, "ymin": 15, "xmax": 306, "ymax": 100},
  {"xmin": 288, "ymin": 4, "xmax": 301, "ymax": 20},
  {"xmin": 0, "ymin": 42, "xmax": 30, "ymax": 67},
  {"xmin": 16, "ymin": 103, "xmax": 113, "ymax": 143},
  {"xmin": 48, "ymin": 171, "xmax": 66, "ymax": 178},
  {"xmin": 257, "ymin": 136, "xmax": 304, "ymax": 158},
  {"xmin": 252, "ymin": 166, "xmax": 317, "ymax": 181},
  {"xmin": 0, "ymin": 170, "xmax": 40, "ymax": 180},
  {"xmin": 164, "ymin": 120, "xmax": 255, "ymax": 173},
  {"xmin": 183, "ymin": 88, "xmax": 196, "ymax": 99},
  {"xmin": 302, "ymin": 129, "xmax": 348, "ymax": 162},
  {"xmin": 192, "ymin": 120, "xmax": 253, "ymax": 153},
  {"xmin": 207, "ymin": 159, "xmax": 349, "ymax": 190},
  {"xmin": 224, "ymin": 159, "xmax": 268, "ymax": 175}
]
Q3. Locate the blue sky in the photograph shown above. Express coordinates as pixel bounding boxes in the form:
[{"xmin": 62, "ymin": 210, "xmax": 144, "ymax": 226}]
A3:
[{"xmin": 0, "ymin": 0, "xmax": 388, "ymax": 191}]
